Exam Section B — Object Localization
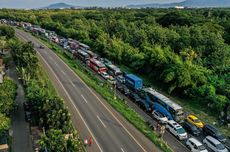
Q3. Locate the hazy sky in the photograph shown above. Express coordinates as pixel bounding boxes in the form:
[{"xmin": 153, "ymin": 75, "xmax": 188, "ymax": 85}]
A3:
[{"xmin": 0, "ymin": 0, "xmax": 184, "ymax": 8}]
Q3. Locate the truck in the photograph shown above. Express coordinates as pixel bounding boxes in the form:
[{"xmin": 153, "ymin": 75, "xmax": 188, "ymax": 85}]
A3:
[{"xmin": 125, "ymin": 74, "xmax": 143, "ymax": 90}]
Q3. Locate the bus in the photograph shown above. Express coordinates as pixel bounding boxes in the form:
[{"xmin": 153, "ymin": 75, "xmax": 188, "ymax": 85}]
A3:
[
  {"xmin": 143, "ymin": 88, "xmax": 185, "ymax": 122},
  {"xmin": 89, "ymin": 58, "xmax": 107, "ymax": 73}
]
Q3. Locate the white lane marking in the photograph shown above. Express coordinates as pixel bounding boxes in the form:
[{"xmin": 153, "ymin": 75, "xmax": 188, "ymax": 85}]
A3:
[
  {"xmin": 81, "ymin": 94, "xmax": 88, "ymax": 104},
  {"xmin": 97, "ymin": 115, "xmax": 106, "ymax": 128},
  {"xmin": 121, "ymin": 148, "xmax": 125, "ymax": 152},
  {"xmin": 48, "ymin": 47, "xmax": 148, "ymax": 152},
  {"xmin": 17, "ymin": 30, "xmax": 146, "ymax": 152},
  {"xmin": 70, "ymin": 81, "xmax": 76, "ymax": 89},
  {"xmin": 61, "ymin": 70, "xmax": 66, "ymax": 76},
  {"xmin": 54, "ymin": 62, "xmax": 58, "ymax": 67},
  {"xmin": 36, "ymin": 50, "xmax": 103, "ymax": 152}
]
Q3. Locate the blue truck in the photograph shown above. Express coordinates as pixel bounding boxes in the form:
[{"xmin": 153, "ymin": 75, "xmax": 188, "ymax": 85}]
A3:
[{"xmin": 125, "ymin": 74, "xmax": 143, "ymax": 90}]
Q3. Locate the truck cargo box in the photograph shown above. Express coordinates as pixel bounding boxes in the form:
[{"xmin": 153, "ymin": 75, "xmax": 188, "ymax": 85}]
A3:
[{"xmin": 125, "ymin": 74, "xmax": 143, "ymax": 90}]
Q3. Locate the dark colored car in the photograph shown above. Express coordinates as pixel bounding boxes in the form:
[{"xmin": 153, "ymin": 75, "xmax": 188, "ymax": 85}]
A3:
[
  {"xmin": 183, "ymin": 121, "xmax": 200, "ymax": 136},
  {"xmin": 25, "ymin": 111, "xmax": 31, "ymax": 122},
  {"xmin": 23, "ymin": 102, "xmax": 31, "ymax": 111},
  {"xmin": 129, "ymin": 92, "xmax": 141, "ymax": 103},
  {"xmin": 117, "ymin": 84, "xmax": 130, "ymax": 96},
  {"xmin": 39, "ymin": 45, "xmax": 45, "ymax": 49},
  {"xmin": 203, "ymin": 124, "xmax": 226, "ymax": 143}
]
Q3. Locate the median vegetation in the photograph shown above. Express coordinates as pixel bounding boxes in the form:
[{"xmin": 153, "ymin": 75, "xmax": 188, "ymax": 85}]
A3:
[
  {"xmin": 40, "ymin": 37, "xmax": 173, "ymax": 152},
  {"xmin": 8, "ymin": 39, "xmax": 84, "ymax": 152},
  {"xmin": 1, "ymin": 8, "xmax": 229, "ymax": 135}
]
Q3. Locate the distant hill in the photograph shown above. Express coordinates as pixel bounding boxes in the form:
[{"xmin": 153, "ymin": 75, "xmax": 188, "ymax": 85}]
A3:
[
  {"xmin": 127, "ymin": 0, "xmax": 230, "ymax": 8},
  {"xmin": 41, "ymin": 3, "xmax": 81, "ymax": 9}
]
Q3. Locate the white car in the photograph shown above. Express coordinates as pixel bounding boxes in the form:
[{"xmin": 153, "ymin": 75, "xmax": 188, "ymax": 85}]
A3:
[
  {"xmin": 100, "ymin": 72, "xmax": 110, "ymax": 80},
  {"xmin": 166, "ymin": 120, "xmax": 188, "ymax": 140},
  {"xmin": 186, "ymin": 137, "xmax": 208, "ymax": 152},
  {"xmin": 203, "ymin": 136, "xmax": 228, "ymax": 152},
  {"xmin": 152, "ymin": 110, "xmax": 168, "ymax": 124}
]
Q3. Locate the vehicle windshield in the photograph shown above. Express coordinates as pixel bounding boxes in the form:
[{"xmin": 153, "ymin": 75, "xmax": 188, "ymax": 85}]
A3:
[
  {"xmin": 198, "ymin": 145, "xmax": 206, "ymax": 151},
  {"xmin": 177, "ymin": 128, "xmax": 185, "ymax": 134},
  {"xmin": 216, "ymin": 143, "xmax": 225, "ymax": 150},
  {"xmin": 193, "ymin": 119, "xmax": 201, "ymax": 123}
]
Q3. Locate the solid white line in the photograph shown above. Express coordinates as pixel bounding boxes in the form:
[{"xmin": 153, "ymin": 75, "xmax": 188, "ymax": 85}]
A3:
[
  {"xmin": 97, "ymin": 115, "xmax": 107, "ymax": 128},
  {"xmin": 81, "ymin": 94, "xmax": 88, "ymax": 104},
  {"xmin": 48, "ymin": 48, "xmax": 148, "ymax": 152},
  {"xmin": 121, "ymin": 148, "xmax": 125, "ymax": 152},
  {"xmin": 36, "ymin": 49, "xmax": 103, "ymax": 152},
  {"xmin": 17, "ymin": 30, "xmax": 145, "ymax": 152}
]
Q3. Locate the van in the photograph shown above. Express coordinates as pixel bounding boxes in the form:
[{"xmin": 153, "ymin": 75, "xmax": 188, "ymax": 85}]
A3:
[
  {"xmin": 203, "ymin": 136, "xmax": 228, "ymax": 152},
  {"xmin": 203, "ymin": 124, "xmax": 226, "ymax": 143},
  {"xmin": 186, "ymin": 137, "xmax": 208, "ymax": 152}
]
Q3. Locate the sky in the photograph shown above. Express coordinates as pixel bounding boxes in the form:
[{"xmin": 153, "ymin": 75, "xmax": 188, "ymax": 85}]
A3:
[{"xmin": 0, "ymin": 0, "xmax": 184, "ymax": 8}]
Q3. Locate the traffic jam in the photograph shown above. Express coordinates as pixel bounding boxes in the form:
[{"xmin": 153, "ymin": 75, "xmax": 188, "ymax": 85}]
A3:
[{"xmin": 2, "ymin": 19, "xmax": 229, "ymax": 152}]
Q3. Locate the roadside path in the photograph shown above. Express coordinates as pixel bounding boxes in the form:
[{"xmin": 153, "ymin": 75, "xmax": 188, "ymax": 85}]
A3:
[{"xmin": 7, "ymin": 60, "xmax": 33, "ymax": 152}]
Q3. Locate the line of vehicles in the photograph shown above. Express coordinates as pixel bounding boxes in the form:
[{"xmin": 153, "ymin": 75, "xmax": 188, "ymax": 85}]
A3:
[{"xmin": 1, "ymin": 19, "xmax": 229, "ymax": 152}]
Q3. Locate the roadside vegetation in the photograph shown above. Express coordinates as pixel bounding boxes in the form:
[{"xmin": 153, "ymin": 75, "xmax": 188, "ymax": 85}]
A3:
[
  {"xmin": 39, "ymin": 37, "xmax": 173, "ymax": 152},
  {"xmin": 2, "ymin": 8, "xmax": 229, "ymax": 135},
  {"xmin": 8, "ymin": 38, "xmax": 84, "ymax": 152},
  {"xmin": 0, "ymin": 25, "xmax": 17, "ymax": 135}
]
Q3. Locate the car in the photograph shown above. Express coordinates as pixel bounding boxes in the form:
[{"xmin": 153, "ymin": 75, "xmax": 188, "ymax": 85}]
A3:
[
  {"xmin": 23, "ymin": 102, "xmax": 31, "ymax": 111},
  {"xmin": 129, "ymin": 92, "xmax": 141, "ymax": 103},
  {"xmin": 166, "ymin": 120, "xmax": 188, "ymax": 140},
  {"xmin": 39, "ymin": 45, "xmax": 45, "ymax": 49},
  {"xmin": 186, "ymin": 115, "xmax": 204, "ymax": 128},
  {"xmin": 117, "ymin": 84, "xmax": 130, "ymax": 96},
  {"xmin": 152, "ymin": 110, "xmax": 168, "ymax": 124},
  {"xmin": 107, "ymin": 76, "xmax": 116, "ymax": 84},
  {"xmin": 203, "ymin": 124, "xmax": 226, "ymax": 143},
  {"xmin": 25, "ymin": 111, "xmax": 31, "ymax": 122},
  {"xmin": 183, "ymin": 121, "xmax": 201, "ymax": 136},
  {"xmin": 137, "ymin": 99, "xmax": 152, "ymax": 112},
  {"xmin": 116, "ymin": 75, "xmax": 125, "ymax": 84},
  {"xmin": 186, "ymin": 137, "xmax": 208, "ymax": 152},
  {"xmin": 203, "ymin": 136, "xmax": 228, "ymax": 152},
  {"xmin": 100, "ymin": 72, "xmax": 110, "ymax": 80}
]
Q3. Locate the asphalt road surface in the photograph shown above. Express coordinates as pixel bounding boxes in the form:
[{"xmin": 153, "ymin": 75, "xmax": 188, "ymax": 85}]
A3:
[{"xmin": 15, "ymin": 29, "xmax": 163, "ymax": 152}]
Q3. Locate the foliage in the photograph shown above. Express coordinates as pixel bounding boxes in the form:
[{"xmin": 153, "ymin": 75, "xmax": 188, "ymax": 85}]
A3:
[
  {"xmin": 0, "ymin": 77, "xmax": 17, "ymax": 115},
  {"xmin": 39, "ymin": 129, "xmax": 81, "ymax": 152},
  {"xmin": 0, "ymin": 113, "xmax": 10, "ymax": 133},
  {"xmin": 0, "ymin": 25, "xmax": 15, "ymax": 39},
  {"xmin": 9, "ymin": 39, "xmax": 83, "ymax": 150}
]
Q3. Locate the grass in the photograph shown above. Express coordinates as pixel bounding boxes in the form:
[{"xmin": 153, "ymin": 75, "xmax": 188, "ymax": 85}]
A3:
[{"xmin": 38, "ymin": 36, "xmax": 173, "ymax": 152}]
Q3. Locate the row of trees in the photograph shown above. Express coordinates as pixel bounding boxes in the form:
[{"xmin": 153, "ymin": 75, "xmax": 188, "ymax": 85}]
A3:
[
  {"xmin": 1, "ymin": 8, "xmax": 229, "ymax": 121},
  {"xmin": 0, "ymin": 26, "xmax": 17, "ymax": 134},
  {"xmin": 8, "ymin": 39, "xmax": 83, "ymax": 151}
]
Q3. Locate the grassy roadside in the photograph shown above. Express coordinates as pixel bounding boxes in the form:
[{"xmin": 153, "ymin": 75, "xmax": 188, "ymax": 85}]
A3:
[{"xmin": 37, "ymin": 36, "xmax": 173, "ymax": 152}]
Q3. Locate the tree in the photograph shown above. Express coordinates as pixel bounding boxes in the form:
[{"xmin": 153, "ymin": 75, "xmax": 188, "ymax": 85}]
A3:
[
  {"xmin": 0, "ymin": 25, "xmax": 15, "ymax": 39},
  {"xmin": 0, "ymin": 113, "xmax": 10, "ymax": 133},
  {"xmin": 39, "ymin": 129, "xmax": 66, "ymax": 152}
]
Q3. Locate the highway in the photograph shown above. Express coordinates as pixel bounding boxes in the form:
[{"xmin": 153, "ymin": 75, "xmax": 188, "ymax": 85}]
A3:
[{"xmin": 15, "ymin": 29, "xmax": 161, "ymax": 152}]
